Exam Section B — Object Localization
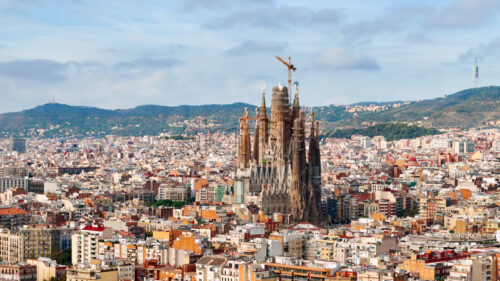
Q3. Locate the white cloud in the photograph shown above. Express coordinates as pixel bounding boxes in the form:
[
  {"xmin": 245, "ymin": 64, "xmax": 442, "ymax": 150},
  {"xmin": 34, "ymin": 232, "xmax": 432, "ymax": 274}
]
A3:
[
  {"xmin": 458, "ymin": 37, "xmax": 500, "ymax": 61},
  {"xmin": 428, "ymin": 0, "xmax": 500, "ymax": 29},
  {"xmin": 205, "ymin": 5, "xmax": 342, "ymax": 30},
  {"xmin": 225, "ymin": 40, "xmax": 289, "ymax": 56},
  {"xmin": 316, "ymin": 48, "xmax": 380, "ymax": 71}
]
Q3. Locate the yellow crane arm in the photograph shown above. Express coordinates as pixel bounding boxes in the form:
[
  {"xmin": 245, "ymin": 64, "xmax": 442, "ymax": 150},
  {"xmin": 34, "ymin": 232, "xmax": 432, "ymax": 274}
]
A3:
[{"xmin": 275, "ymin": 55, "xmax": 296, "ymax": 71}]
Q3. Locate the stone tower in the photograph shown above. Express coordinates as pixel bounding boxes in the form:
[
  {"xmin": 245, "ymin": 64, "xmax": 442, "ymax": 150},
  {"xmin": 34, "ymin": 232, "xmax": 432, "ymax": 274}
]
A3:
[
  {"xmin": 258, "ymin": 91, "xmax": 269, "ymax": 163},
  {"xmin": 290, "ymin": 110, "xmax": 307, "ymax": 221},
  {"xmin": 269, "ymin": 85, "xmax": 291, "ymax": 165},
  {"xmin": 237, "ymin": 108, "xmax": 251, "ymax": 169},
  {"xmin": 252, "ymin": 108, "xmax": 260, "ymax": 163}
]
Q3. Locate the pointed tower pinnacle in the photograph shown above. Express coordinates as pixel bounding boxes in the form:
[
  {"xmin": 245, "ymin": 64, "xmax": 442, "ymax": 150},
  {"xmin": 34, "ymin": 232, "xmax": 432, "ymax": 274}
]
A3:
[
  {"xmin": 292, "ymin": 91, "xmax": 300, "ymax": 122},
  {"xmin": 252, "ymin": 108, "xmax": 260, "ymax": 162},
  {"xmin": 305, "ymin": 113, "xmax": 323, "ymax": 226},
  {"xmin": 290, "ymin": 110, "xmax": 306, "ymax": 222},
  {"xmin": 311, "ymin": 112, "xmax": 315, "ymax": 135},
  {"xmin": 258, "ymin": 89, "xmax": 269, "ymax": 163},
  {"xmin": 292, "ymin": 82, "xmax": 300, "ymax": 117},
  {"xmin": 309, "ymin": 112, "xmax": 316, "ymax": 161},
  {"xmin": 260, "ymin": 90, "xmax": 267, "ymax": 119},
  {"xmin": 238, "ymin": 107, "xmax": 251, "ymax": 169}
]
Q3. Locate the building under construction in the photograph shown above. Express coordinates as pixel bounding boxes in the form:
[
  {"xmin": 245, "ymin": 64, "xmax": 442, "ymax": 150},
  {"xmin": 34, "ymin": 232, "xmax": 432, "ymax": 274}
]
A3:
[{"xmin": 224, "ymin": 58, "xmax": 323, "ymax": 225}]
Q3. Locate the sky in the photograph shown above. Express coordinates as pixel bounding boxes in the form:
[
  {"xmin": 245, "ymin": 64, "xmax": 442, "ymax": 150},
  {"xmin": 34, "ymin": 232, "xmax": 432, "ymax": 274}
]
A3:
[{"xmin": 0, "ymin": 0, "xmax": 499, "ymax": 113}]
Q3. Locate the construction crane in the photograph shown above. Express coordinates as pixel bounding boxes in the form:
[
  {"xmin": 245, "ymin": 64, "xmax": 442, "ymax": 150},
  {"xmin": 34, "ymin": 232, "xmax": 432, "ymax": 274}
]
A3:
[{"xmin": 275, "ymin": 55, "xmax": 296, "ymax": 94}]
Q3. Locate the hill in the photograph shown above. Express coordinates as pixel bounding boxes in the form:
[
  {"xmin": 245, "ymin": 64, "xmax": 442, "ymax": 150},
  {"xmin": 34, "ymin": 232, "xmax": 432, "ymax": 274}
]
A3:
[
  {"xmin": 342, "ymin": 86, "xmax": 500, "ymax": 128},
  {"xmin": 0, "ymin": 86, "xmax": 497, "ymax": 138},
  {"xmin": 0, "ymin": 103, "xmax": 256, "ymax": 138}
]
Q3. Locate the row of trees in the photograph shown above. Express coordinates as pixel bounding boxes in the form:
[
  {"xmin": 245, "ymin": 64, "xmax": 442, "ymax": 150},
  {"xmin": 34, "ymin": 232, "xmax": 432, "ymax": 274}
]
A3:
[{"xmin": 323, "ymin": 123, "xmax": 440, "ymax": 141}]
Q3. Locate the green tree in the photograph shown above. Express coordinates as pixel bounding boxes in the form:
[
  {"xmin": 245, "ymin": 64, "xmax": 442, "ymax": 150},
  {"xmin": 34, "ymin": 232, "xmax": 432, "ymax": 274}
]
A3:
[
  {"xmin": 173, "ymin": 201, "xmax": 185, "ymax": 208},
  {"xmin": 50, "ymin": 249, "xmax": 72, "ymax": 266}
]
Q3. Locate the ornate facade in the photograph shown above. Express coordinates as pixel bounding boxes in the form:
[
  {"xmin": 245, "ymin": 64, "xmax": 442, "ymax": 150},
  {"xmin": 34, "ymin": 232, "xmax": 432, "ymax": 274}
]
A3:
[{"xmin": 225, "ymin": 85, "xmax": 323, "ymax": 225}]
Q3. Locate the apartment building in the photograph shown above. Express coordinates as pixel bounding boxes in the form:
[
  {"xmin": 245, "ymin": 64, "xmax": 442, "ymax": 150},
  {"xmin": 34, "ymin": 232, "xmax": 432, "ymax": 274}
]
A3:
[
  {"xmin": 0, "ymin": 227, "xmax": 61, "ymax": 264},
  {"xmin": 0, "ymin": 263, "xmax": 36, "ymax": 281},
  {"xmin": 72, "ymin": 226, "xmax": 113, "ymax": 265},
  {"xmin": 27, "ymin": 257, "xmax": 67, "ymax": 281}
]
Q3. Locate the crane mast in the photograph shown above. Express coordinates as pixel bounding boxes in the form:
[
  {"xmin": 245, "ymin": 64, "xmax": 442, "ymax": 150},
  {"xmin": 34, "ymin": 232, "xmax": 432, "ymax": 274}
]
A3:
[{"xmin": 275, "ymin": 55, "xmax": 296, "ymax": 96}]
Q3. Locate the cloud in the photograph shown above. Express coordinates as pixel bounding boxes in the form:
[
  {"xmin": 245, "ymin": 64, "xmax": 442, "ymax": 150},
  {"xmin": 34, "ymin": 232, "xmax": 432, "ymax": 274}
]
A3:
[
  {"xmin": 115, "ymin": 58, "xmax": 183, "ymax": 71},
  {"xmin": 0, "ymin": 59, "xmax": 68, "ymax": 82},
  {"xmin": 183, "ymin": 0, "xmax": 270, "ymax": 10},
  {"xmin": 0, "ymin": 0, "xmax": 34, "ymax": 11},
  {"xmin": 167, "ymin": 44, "xmax": 187, "ymax": 55},
  {"xmin": 0, "ymin": 62, "xmax": 173, "ymax": 113},
  {"xmin": 343, "ymin": 0, "xmax": 499, "ymax": 40},
  {"xmin": 428, "ymin": 0, "xmax": 500, "ymax": 29},
  {"xmin": 100, "ymin": 44, "xmax": 187, "ymax": 58},
  {"xmin": 0, "ymin": 0, "xmax": 82, "ymax": 12},
  {"xmin": 225, "ymin": 40, "xmax": 289, "ymax": 56},
  {"xmin": 342, "ymin": 3, "xmax": 433, "ymax": 38},
  {"xmin": 0, "ymin": 57, "xmax": 183, "ymax": 83},
  {"xmin": 405, "ymin": 32, "xmax": 432, "ymax": 43},
  {"xmin": 316, "ymin": 47, "xmax": 380, "ymax": 71},
  {"xmin": 205, "ymin": 5, "xmax": 341, "ymax": 29},
  {"xmin": 458, "ymin": 37, "xmax": 500, "ymax": 61}
]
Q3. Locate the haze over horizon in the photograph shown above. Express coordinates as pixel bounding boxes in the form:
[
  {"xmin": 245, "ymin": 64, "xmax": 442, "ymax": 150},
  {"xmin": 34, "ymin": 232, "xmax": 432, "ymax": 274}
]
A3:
[{"xmin": 0, "ymin": 0, "xmax": 499, "ymax": 113}]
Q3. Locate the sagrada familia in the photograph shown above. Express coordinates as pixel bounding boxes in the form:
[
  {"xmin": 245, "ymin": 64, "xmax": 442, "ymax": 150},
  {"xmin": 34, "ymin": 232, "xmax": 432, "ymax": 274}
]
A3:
[{"xmin": 224, "ymin": 84, "xmax": 323, "ymax": 225}]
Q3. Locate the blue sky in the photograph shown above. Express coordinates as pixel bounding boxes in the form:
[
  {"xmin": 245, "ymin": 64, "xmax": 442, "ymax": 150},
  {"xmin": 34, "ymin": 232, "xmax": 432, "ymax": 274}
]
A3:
[{"xmin": 0, "ymin": 0, "xmax": 499, "ymax": 112}]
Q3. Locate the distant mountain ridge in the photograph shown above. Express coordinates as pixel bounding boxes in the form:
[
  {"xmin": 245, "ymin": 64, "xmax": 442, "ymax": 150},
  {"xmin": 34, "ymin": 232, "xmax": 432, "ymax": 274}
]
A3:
[
  {"xmin": 341, "ymin": 86, "xmax": 499, "ymax": 128},
  {"xmin": 0, "ymin": 102, "xmax": 257, "ymax": 137},
  {"xmin": 0, "ymin": 86, "xmax": 498, "ymax": 138}
]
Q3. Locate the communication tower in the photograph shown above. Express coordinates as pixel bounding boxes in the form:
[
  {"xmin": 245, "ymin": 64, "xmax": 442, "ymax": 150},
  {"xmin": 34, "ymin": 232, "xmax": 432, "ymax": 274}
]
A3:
[{"xmin": 473, "ymin": 56, "xmax": 479, "ymax": 88}]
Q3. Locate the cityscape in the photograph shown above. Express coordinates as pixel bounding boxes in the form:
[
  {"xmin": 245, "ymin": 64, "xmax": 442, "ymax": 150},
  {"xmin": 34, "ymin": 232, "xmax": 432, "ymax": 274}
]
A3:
[{"xmin": 0, "ymin": 1, "xmax": 499, "ymax": 281}]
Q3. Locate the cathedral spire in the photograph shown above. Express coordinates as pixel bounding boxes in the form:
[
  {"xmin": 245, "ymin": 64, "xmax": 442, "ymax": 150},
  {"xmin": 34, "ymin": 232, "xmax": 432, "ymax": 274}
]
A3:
[
  {"xmin": 291, "ymin": 110, "xmax": 306, "ymax": 222},
  {"xmin": 310, "ymin": 113, "xmax": 315, "ymax": 136},
  {"xmin": 238, "ymin": 108, "xmax": 251, "ymax": 169},
  {"xmin": 260, "ymin": 90, "xmax": 267, "ymax": 119},
  {"xmin": 293, "ymin": 92, "xmax": 299, "ymax": 108},
  {"xmin": 291, "ymin": 91, "xmax": 300, "ymax": 125},
  {"xmin": 308, "ymin": 112, "xmax": 317, "ymax": 165},
  {"xmin": 315, "ymin": 121, "xmax": 321, "ymax": 167},
  {"xmin": 252, "ymin": 108, "xmax": 260, "ymax": 162},
  {"xmin": 258, "ymin": 90, "xmax": 269, "ymax": 163},
  {"xmin": 308, "ymin": 117, "xmax": 323, "ymax": 225}
]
